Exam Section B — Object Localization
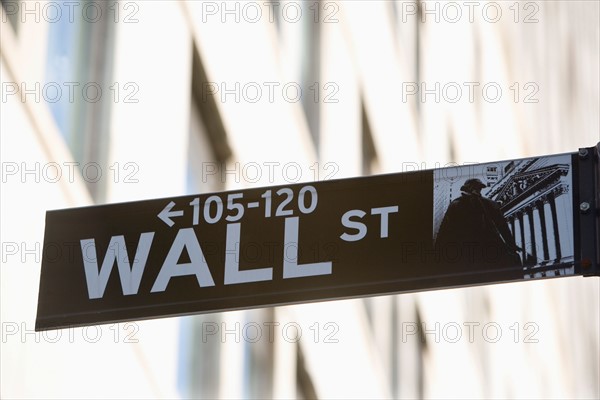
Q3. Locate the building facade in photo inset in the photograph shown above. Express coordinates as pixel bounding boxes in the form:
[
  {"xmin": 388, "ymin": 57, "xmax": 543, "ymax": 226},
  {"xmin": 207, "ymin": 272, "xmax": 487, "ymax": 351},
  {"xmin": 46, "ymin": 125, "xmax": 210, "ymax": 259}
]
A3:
[{"xmin": 433, "ymin": 155, "xmax": 574, "ymax": 279}]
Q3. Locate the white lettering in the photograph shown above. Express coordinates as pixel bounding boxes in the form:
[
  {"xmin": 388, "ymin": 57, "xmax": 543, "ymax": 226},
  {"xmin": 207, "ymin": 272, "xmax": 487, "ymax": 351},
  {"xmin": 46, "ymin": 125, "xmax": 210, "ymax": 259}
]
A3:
[
  {"xmin": 80, "ymin": 233, "xmax": 154, "ymax": 299},
  {"xmin": 283, "ymin": 217, "xmax": 332, "ymax": 278},
  {"xmin": 224, "ymin": 223, "xmax": 273, "ymax": 284},
  {"xmin": 340, "ymin": 210, "xmax": 367, "ymax": 242},
  {"xmin": 151, "ymin": 228, "xmax": 215, "ymax": 292}
]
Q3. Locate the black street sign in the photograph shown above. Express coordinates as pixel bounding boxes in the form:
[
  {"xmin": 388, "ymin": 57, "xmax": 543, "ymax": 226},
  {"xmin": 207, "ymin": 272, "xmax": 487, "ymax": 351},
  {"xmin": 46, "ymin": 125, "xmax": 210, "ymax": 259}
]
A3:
[{"xmin": 35, "ymin": 144, "xmax": 600, "ymax": 331}]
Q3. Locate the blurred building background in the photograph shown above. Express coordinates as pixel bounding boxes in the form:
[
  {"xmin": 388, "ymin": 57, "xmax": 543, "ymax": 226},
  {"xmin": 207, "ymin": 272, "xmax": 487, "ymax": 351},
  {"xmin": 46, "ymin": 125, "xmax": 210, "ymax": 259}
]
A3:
[{"xmin": 1, "ymin": 1, "xmax": 599, "ymax": 398}]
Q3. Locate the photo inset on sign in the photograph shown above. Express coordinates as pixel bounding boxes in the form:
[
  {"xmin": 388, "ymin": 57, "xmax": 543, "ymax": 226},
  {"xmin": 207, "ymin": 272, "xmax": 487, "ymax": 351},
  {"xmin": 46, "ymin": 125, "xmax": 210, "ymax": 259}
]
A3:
[{"xmin": 433, "ymin": 155, "xmax": 574, "ymax": 279}]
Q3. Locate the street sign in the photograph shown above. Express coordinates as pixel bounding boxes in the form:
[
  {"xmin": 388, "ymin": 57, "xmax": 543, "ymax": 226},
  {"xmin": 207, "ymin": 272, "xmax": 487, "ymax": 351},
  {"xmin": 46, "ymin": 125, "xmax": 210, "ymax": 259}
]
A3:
[{"xmin": 35, "ymin": 145, "xmax": 599, "ymax": 331}]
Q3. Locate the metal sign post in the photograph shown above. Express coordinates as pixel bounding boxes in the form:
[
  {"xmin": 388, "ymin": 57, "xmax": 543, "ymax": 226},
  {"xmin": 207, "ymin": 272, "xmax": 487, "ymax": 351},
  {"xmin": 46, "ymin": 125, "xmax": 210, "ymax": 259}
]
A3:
[{"xmin": 35, "ymin": 144, "xmax": 599, "ymax": 331}]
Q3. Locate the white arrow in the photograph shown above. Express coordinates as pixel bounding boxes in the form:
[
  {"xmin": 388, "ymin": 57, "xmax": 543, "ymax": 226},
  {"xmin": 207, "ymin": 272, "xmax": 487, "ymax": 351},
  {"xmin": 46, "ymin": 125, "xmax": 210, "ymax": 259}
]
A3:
[{"xmin": 158, "ymin": 201, "xmax": 184, "ymax": 227}]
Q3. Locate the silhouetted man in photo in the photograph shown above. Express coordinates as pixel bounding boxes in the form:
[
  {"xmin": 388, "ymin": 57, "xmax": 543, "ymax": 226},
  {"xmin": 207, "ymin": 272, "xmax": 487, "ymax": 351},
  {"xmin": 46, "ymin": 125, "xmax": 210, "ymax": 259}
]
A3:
[{"xmin": 435, "ymin": 178, "xmax": 521, "ymax": 272}]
